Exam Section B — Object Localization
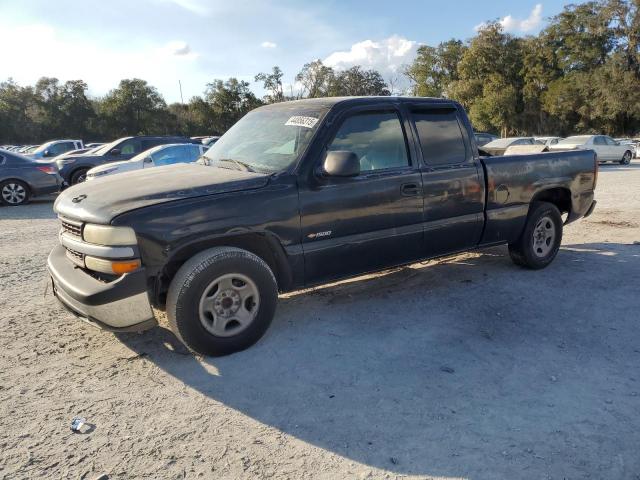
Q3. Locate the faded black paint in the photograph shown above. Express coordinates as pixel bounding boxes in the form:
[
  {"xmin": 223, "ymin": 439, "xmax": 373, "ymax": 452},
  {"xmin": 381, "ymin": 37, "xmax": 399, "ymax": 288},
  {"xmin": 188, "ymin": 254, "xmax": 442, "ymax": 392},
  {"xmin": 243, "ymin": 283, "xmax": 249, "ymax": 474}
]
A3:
[{"xmin": 54, "ymin": 97, "xmax": 597, "ymax": 304}]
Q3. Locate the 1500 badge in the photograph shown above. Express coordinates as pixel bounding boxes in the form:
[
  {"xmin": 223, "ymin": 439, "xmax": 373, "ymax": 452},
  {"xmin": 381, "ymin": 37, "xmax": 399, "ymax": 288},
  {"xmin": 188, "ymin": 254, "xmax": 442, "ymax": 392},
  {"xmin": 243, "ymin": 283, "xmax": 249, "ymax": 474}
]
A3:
[{"xmin": 307, "ymin": 231, "xmax": 332, "ymax": 240}]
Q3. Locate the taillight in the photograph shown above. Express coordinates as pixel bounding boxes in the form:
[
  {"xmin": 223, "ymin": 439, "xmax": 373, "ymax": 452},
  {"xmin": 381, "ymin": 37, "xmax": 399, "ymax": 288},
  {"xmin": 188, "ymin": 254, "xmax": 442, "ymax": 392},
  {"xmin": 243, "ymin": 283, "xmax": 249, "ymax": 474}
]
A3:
[
  {"xmin": 593, "ymin": 155, "xmax": 599, "ymax": 189},
  {"xmin": 37, "ymin": 165, "xmax": 57, "ymax": 174}
]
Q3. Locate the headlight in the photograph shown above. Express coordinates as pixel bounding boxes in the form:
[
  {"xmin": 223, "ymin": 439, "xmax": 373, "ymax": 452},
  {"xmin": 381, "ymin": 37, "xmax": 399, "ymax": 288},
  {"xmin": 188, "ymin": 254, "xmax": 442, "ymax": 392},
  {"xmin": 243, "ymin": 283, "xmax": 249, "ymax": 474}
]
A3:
[
  {"xmin": 83, "ymin": 224, "xmax": 137, "ymax": 245},
  {"xmin": 88, "ymin": 167, "xmax": 118, "ymax": 177}
]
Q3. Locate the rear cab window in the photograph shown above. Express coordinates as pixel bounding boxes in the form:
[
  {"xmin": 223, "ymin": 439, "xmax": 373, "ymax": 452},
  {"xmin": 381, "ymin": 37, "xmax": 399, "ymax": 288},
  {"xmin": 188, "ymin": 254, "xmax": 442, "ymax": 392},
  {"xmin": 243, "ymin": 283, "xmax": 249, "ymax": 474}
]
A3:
[{"xmin": 411, "ymin": 108, "xmax": 468, "ymax": 166}]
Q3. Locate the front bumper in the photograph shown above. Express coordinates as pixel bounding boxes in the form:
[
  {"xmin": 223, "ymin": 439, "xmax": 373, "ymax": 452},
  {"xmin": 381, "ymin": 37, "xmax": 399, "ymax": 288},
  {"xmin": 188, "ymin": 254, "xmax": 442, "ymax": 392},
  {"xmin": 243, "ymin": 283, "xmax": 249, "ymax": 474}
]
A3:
[{"xmin": 47, "ymin": 244, "xmax": 156, "ymax": 332}]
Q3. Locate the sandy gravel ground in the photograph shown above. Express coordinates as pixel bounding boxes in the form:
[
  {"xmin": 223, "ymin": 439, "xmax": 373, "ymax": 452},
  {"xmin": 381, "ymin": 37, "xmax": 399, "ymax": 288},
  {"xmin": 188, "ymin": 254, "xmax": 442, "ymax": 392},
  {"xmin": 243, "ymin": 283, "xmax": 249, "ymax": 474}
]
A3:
[{"xmin": 1, "ymin": 162, "xmax": 639, "ymax": 480}]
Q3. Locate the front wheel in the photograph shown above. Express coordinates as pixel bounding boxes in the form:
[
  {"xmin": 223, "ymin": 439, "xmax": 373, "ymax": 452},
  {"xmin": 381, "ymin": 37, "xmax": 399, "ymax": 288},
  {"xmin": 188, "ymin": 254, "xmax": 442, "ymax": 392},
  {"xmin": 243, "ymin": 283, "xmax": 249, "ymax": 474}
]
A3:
[
  {"xmin": 70, "ymin": 168, "xmax": 89, "ymax": 185},
  {"xmin": 1, "ymin": 180, "xmax": 30, "ymax": 206},
  {"xmin": 167, "ymin": 247, "xmax": 278, "ymax": 356},
  {"xmin": 509, "ymin": 201, "xmax": 563, "ymax": 269},
  {"xmin": 620, "ymin": 151, "xmax": 632, "ymax": 165}
]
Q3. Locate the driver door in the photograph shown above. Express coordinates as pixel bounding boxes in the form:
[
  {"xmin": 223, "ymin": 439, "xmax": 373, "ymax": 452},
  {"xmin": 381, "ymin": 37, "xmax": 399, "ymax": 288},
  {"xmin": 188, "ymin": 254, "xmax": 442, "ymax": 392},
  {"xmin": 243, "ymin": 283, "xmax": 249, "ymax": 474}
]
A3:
[{"xmin": 298, "ymin": 108, "xmax": 424, "ymax": 285}]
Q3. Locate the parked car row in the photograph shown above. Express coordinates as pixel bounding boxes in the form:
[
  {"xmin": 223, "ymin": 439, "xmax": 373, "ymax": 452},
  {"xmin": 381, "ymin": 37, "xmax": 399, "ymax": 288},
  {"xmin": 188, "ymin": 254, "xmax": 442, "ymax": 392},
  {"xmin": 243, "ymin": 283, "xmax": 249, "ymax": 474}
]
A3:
[
  {"xmin": 477, "ymin": 134, "xmax": 637, "ymax": 165},
  {"xmin": 0, "ymin": 135, "xmax": 216, "ymax": 206}
]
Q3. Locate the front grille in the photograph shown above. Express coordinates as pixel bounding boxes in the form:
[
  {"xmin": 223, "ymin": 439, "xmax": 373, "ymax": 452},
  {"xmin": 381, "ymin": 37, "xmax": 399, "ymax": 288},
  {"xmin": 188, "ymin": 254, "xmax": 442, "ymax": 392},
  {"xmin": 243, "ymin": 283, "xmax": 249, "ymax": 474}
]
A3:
[
  {"xmin": 60, "ymin": 218, "xmax": 83, "ymax": 238},
  {"xmin": 65, "ymin": 247, "xmax": 84, "ymax": 266}
]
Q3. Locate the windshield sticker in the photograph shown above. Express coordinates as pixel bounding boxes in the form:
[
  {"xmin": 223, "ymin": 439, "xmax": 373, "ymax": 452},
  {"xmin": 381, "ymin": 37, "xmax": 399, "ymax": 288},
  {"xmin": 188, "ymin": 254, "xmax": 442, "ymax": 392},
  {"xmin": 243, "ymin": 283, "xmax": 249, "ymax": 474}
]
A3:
[{"xmin": 285, "ymin": 116, "xmax": 319, "ymax": 129}]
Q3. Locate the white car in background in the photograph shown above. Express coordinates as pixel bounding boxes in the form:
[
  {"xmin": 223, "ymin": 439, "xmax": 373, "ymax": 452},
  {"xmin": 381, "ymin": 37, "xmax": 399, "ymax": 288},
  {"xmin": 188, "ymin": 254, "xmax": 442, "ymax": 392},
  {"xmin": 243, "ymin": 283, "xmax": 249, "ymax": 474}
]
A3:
[
  {"xmin": 86, "ymin": 143, "xmax": 206, "ymax": 181},
  {"xmin": 535, "ymin": 136, "xmax": 564, "ymax": 147},
  {"xmin": 551, "ymin": 135, "xmax": 634, "ymax": 164}
]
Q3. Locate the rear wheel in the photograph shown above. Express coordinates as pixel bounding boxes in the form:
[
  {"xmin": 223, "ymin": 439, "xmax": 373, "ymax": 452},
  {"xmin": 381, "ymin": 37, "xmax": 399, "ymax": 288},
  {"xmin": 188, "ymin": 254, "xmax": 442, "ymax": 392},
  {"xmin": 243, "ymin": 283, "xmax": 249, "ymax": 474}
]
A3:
[
  {"xmin": 70, "ymin": 168, "xmax": 89, "ymax": 185},
  {"xmin": 620, "ymin": 151, "xmax": 632, "ymax": 165},
  {"xmin": 167, "ymin": 247, "xmax": 278, "ymax": 356},
  {"xmin": 508, "ymin": 201, "xmax": 563, "ymax": 269},
  {"xmin": 0, "ymin": 180, "xmax": 30, "ymax": 206}
]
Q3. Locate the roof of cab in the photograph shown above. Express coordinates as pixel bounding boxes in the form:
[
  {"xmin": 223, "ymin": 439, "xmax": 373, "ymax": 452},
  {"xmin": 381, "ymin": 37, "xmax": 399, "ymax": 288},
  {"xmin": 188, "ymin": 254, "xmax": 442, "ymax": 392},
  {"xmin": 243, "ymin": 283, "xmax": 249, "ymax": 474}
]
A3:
[{"xmin": 259, "ymin": 96, "xmax": 456, "ymax": 110}]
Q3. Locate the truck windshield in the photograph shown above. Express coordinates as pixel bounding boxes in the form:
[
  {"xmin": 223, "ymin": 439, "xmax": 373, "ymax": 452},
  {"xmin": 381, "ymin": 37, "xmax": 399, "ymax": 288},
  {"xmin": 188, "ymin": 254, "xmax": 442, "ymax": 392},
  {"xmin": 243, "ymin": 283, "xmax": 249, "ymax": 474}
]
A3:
[{"xmin": 201, "ymin": 104, "xmax": 328, "ymax": 174}]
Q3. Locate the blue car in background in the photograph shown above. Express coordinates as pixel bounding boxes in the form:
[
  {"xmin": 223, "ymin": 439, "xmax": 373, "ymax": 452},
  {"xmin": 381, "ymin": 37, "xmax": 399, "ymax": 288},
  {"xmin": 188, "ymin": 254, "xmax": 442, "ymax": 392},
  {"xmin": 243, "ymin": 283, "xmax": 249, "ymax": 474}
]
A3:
[
  {"xmin": 27, "ymin": 140, "xmax": 84, "ymax": 160},
  {"xmin": 86, "ymin": 143, "xmax": 207, "ymax": 181},
  {"xmin": 0, "ymin": 149, "xmax": 62, "ymax": 205}
]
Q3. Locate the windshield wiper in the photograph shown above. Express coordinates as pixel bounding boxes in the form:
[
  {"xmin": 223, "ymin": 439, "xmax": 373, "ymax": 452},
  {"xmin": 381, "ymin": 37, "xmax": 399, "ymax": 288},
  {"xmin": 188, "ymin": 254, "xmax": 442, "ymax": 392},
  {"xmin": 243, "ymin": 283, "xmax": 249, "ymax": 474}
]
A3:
[{"xmin": 217, "ymin": 158, "xmax": 256, "ymax": 172}]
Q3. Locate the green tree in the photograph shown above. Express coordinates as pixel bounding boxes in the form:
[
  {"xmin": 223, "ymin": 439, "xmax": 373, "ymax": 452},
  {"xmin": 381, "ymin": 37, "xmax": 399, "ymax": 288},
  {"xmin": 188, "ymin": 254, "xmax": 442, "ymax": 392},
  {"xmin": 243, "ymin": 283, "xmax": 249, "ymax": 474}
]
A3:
[
  {"xmin": 328, "ymin": 66, "xmax": 390, "ymax": 96},
  {"xmin": 204, "ymin": 78, "xmax": 262, "ymax": 133},
  {"xmin": 295, "ymin": 60, "xmax": 334, "ymax": 98},
  {"xmin": 405, "ymin": 40, "xmax": 466, "ymax": 97},
  {"xmin": 448, "ymin": 22, "xmax": 524, "ymax": 135},
  {"xmin": 99, "ymin": 79, "xmax": 170, "ymax": 136},
  {"xmin": 255, "ymin": 66, "xmax": 285, "ymax": 103}
]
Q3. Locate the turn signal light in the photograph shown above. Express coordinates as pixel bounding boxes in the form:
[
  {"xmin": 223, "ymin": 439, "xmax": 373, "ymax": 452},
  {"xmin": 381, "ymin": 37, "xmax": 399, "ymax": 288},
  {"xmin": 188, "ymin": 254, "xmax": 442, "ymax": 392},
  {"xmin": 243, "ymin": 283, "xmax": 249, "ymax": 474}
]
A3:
[
  {"xmin": 85, "ymin": 256, "xmax": 141, "ymax": 275},
  {"xmin": 112, "ymin": 260, "xmax": 142, "ymax": 274}
]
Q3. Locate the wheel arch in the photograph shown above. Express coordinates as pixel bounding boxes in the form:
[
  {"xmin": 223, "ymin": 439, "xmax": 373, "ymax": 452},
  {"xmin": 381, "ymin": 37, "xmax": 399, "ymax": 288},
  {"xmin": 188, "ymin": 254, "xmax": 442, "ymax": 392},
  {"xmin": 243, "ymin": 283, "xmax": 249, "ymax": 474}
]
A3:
[
  {"xmin": 156, "ymin": 232, "xmax": 293, "ymax": 306},
  {"xmin": 0, "ymin": 178, "xmax": 32, "ymax": 202},
  {"xmin": 0, "ymin": 177, "xmax": 32, "ymax": 192},
  {"xmin": 530, "ymin": 187, "xmax": 572, "ymax": 219}
]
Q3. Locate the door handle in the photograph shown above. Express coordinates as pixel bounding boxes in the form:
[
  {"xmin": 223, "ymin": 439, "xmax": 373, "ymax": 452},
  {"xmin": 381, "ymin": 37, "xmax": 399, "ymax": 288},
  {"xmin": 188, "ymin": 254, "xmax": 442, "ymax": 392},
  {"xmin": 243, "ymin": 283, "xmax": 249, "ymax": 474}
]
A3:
[{"xmin": 401, "ymin": 183, "xmax": 421, "ymax": 196}]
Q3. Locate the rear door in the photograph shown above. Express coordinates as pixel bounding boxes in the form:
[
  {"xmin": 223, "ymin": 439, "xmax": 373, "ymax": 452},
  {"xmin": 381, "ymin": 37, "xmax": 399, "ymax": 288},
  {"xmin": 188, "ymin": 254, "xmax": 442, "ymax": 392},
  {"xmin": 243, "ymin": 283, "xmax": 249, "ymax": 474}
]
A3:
[
  {"xmin": 592, "ymin": 136, "xmax": 610, "ymax": 160},
  {"xmin": 410, "ymin": 106, "xmax": 485, "ymax": 257},
  {"xmin": 298, "ymin": 107, "xmax": 424, "ymax": 284}
]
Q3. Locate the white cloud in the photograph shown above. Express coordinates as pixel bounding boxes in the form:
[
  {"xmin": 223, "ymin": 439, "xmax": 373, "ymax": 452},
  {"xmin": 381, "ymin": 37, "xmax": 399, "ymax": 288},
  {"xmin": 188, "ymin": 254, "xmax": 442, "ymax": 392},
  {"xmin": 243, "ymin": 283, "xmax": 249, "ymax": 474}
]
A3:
[
  {"xmin": 163, "ymin": 0, "xmax": 210, "ymax": 15},
  {"xmin": 476, "ymin": 4, "xmax": 543, "ymax": 33},
  {"xmin": 159, "ymin": 40, "xmax": 196, "ymax": 57},
  {"xmin": 0, "ymin": 21, "xmax": 206, "ymax": 101},
  {"xmin": 261, "ymin": 41, "xmax": 277, "ymax": 49},
  {"xmin": 324, "ymin": 35, "xmax": 419, "ymax": 79}
]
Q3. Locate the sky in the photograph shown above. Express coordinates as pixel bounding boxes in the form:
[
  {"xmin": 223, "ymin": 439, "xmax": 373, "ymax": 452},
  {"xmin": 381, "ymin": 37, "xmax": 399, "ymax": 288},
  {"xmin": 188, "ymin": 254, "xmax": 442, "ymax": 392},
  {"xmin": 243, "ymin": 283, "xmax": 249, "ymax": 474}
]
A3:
[{"xmin": 0, "ymin": 0, "xmax": 582, "ymax": 103}]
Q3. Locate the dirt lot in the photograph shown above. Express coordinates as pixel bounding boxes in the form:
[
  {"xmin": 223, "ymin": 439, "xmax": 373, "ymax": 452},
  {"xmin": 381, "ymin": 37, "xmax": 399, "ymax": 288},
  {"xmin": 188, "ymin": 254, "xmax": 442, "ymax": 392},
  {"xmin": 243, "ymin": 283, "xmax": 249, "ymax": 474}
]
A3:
[{"xmin": 1, "ymin": 163, "xmax": 639, "ymax": 480}]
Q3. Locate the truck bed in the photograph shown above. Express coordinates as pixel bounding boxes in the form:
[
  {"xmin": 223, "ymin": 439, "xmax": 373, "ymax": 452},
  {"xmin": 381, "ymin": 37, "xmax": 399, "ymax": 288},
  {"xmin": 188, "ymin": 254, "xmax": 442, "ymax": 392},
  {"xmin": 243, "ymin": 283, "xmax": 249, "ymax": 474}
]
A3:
[{"xmin": 479, "ymin": 149, "xmax": 597, "ymax": 245}]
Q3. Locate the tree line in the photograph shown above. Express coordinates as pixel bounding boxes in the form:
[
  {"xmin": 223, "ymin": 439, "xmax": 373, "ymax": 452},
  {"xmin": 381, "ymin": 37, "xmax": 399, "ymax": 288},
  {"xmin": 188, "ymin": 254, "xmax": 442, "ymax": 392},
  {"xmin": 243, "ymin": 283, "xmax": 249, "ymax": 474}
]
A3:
[{"xmin": 1, "ymin": 0, "xmax": 638, "ymax": 144}]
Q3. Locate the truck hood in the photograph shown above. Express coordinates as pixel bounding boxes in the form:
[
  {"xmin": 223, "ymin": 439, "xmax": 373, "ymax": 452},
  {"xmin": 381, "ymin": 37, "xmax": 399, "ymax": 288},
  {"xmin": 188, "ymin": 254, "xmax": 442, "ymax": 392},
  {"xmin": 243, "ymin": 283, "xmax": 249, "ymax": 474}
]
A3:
[{"xmin": 54, "ymin": 163, "xmax": 269, "ymax": 224}]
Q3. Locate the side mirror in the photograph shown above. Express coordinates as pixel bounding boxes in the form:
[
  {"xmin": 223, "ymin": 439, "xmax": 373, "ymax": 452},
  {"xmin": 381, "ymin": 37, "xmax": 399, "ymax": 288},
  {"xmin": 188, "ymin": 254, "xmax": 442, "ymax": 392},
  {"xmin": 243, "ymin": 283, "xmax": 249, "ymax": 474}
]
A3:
[
  {"xmin": 321, "ymin": 150, "xmax": 360, "ymax": 177},
  {"xmin": 143, "ymin": 157, "xmax": 153, "ymax": 163},
  {"xmin": 111, "ymin": 148, "xmax": 121, "ymax": 156},
  {"xmin": 43, "ymin": 150, "xmax": 51, "ymax": 157}
]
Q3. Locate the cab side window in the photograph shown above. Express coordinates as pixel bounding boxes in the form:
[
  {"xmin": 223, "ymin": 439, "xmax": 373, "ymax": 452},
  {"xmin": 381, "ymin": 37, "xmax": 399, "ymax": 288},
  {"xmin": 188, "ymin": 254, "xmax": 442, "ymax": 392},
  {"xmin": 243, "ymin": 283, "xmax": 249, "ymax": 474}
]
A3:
[
  {"xmin": 593, "ymin": 136, "xmax": 606, "ymax": 145},
  {"xmin": 152, "ymin": 146, "xmax": 183, "ymax": 166},
  {"xmin": 328, "ymin": 112, "xmax": 409, "ymax": 171},
  {"xmin": 50, "ymin": 142, "xmax": 74, "ymax": 155},
  {"xmin": 412, "ymin": 109, "xmax": 467, "ymax": 166},
  {"xmin": 118, "ymin": 139, "xmax": 142, "ymax": 155}
]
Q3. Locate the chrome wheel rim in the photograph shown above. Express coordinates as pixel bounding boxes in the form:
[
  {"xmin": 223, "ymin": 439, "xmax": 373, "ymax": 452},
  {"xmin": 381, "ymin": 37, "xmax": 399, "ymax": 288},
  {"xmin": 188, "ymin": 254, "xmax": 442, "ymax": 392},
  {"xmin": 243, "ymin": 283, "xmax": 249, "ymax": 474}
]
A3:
[
  {"xmin": 532, "ymin": 215, "xmax": 556, "ymax": 258},
  {"xmin": 198, "ymin": 273, "xmax": 260, "ymax": 337},
  {"xmin": 2, "ymin": 183, "xmax": 26, "ymax": 204},
  {"xmin": 623, "ymin": 152, "xmax": 631, "ymax": 164},
  {"xmin": 75, "ymin": 173, "xmax": 87, "ymax": 184}
]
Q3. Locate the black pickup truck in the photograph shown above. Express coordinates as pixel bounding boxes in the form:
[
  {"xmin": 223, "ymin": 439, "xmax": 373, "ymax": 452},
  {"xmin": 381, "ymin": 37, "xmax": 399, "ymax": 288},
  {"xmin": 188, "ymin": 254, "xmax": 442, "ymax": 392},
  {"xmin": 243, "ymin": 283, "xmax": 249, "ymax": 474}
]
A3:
[{"xmin": 48, "ymin": 97, "xmax": 597, "ymax": 356}]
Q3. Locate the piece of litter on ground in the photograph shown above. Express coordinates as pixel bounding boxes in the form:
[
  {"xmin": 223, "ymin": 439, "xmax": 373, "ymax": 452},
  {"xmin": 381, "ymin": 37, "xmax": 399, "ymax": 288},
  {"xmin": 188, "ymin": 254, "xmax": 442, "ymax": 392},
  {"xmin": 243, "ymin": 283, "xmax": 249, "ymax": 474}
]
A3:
[
  {"xmin": 440, "ymin": 366, "xmax": 455, "ymax": 374},
  {"xmin": 70, "ymin": 416, "xmax": 94, "ymax": 434},
  {"xmin": 390, "ymin": 457, "xmax": 398, "ymax": 465},
  {"xmin": 70, "ymin": 417, "xmax": 86, "ymax": 432}
]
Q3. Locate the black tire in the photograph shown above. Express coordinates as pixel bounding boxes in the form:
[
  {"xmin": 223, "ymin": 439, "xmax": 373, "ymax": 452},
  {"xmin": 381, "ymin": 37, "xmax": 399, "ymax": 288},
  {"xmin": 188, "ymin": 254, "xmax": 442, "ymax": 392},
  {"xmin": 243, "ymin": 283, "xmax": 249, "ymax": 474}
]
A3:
[
  {"xmin": 508, "ymin": 201, "xmax": 563, "ymax": 270},
  {"xmin": 620, "ymin": 151, "xmax": 632, "ymax": 165},
  {"xmin": 0, "ymin": 179, "xmax": 30, "ymax": 206},
  {"xmin": 167, "ymin": 247, "xmax": 278, "ymax": 356},
  {"xmin": 70, "ymin": 168, "xmax": 89, "ymax": 185}
]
